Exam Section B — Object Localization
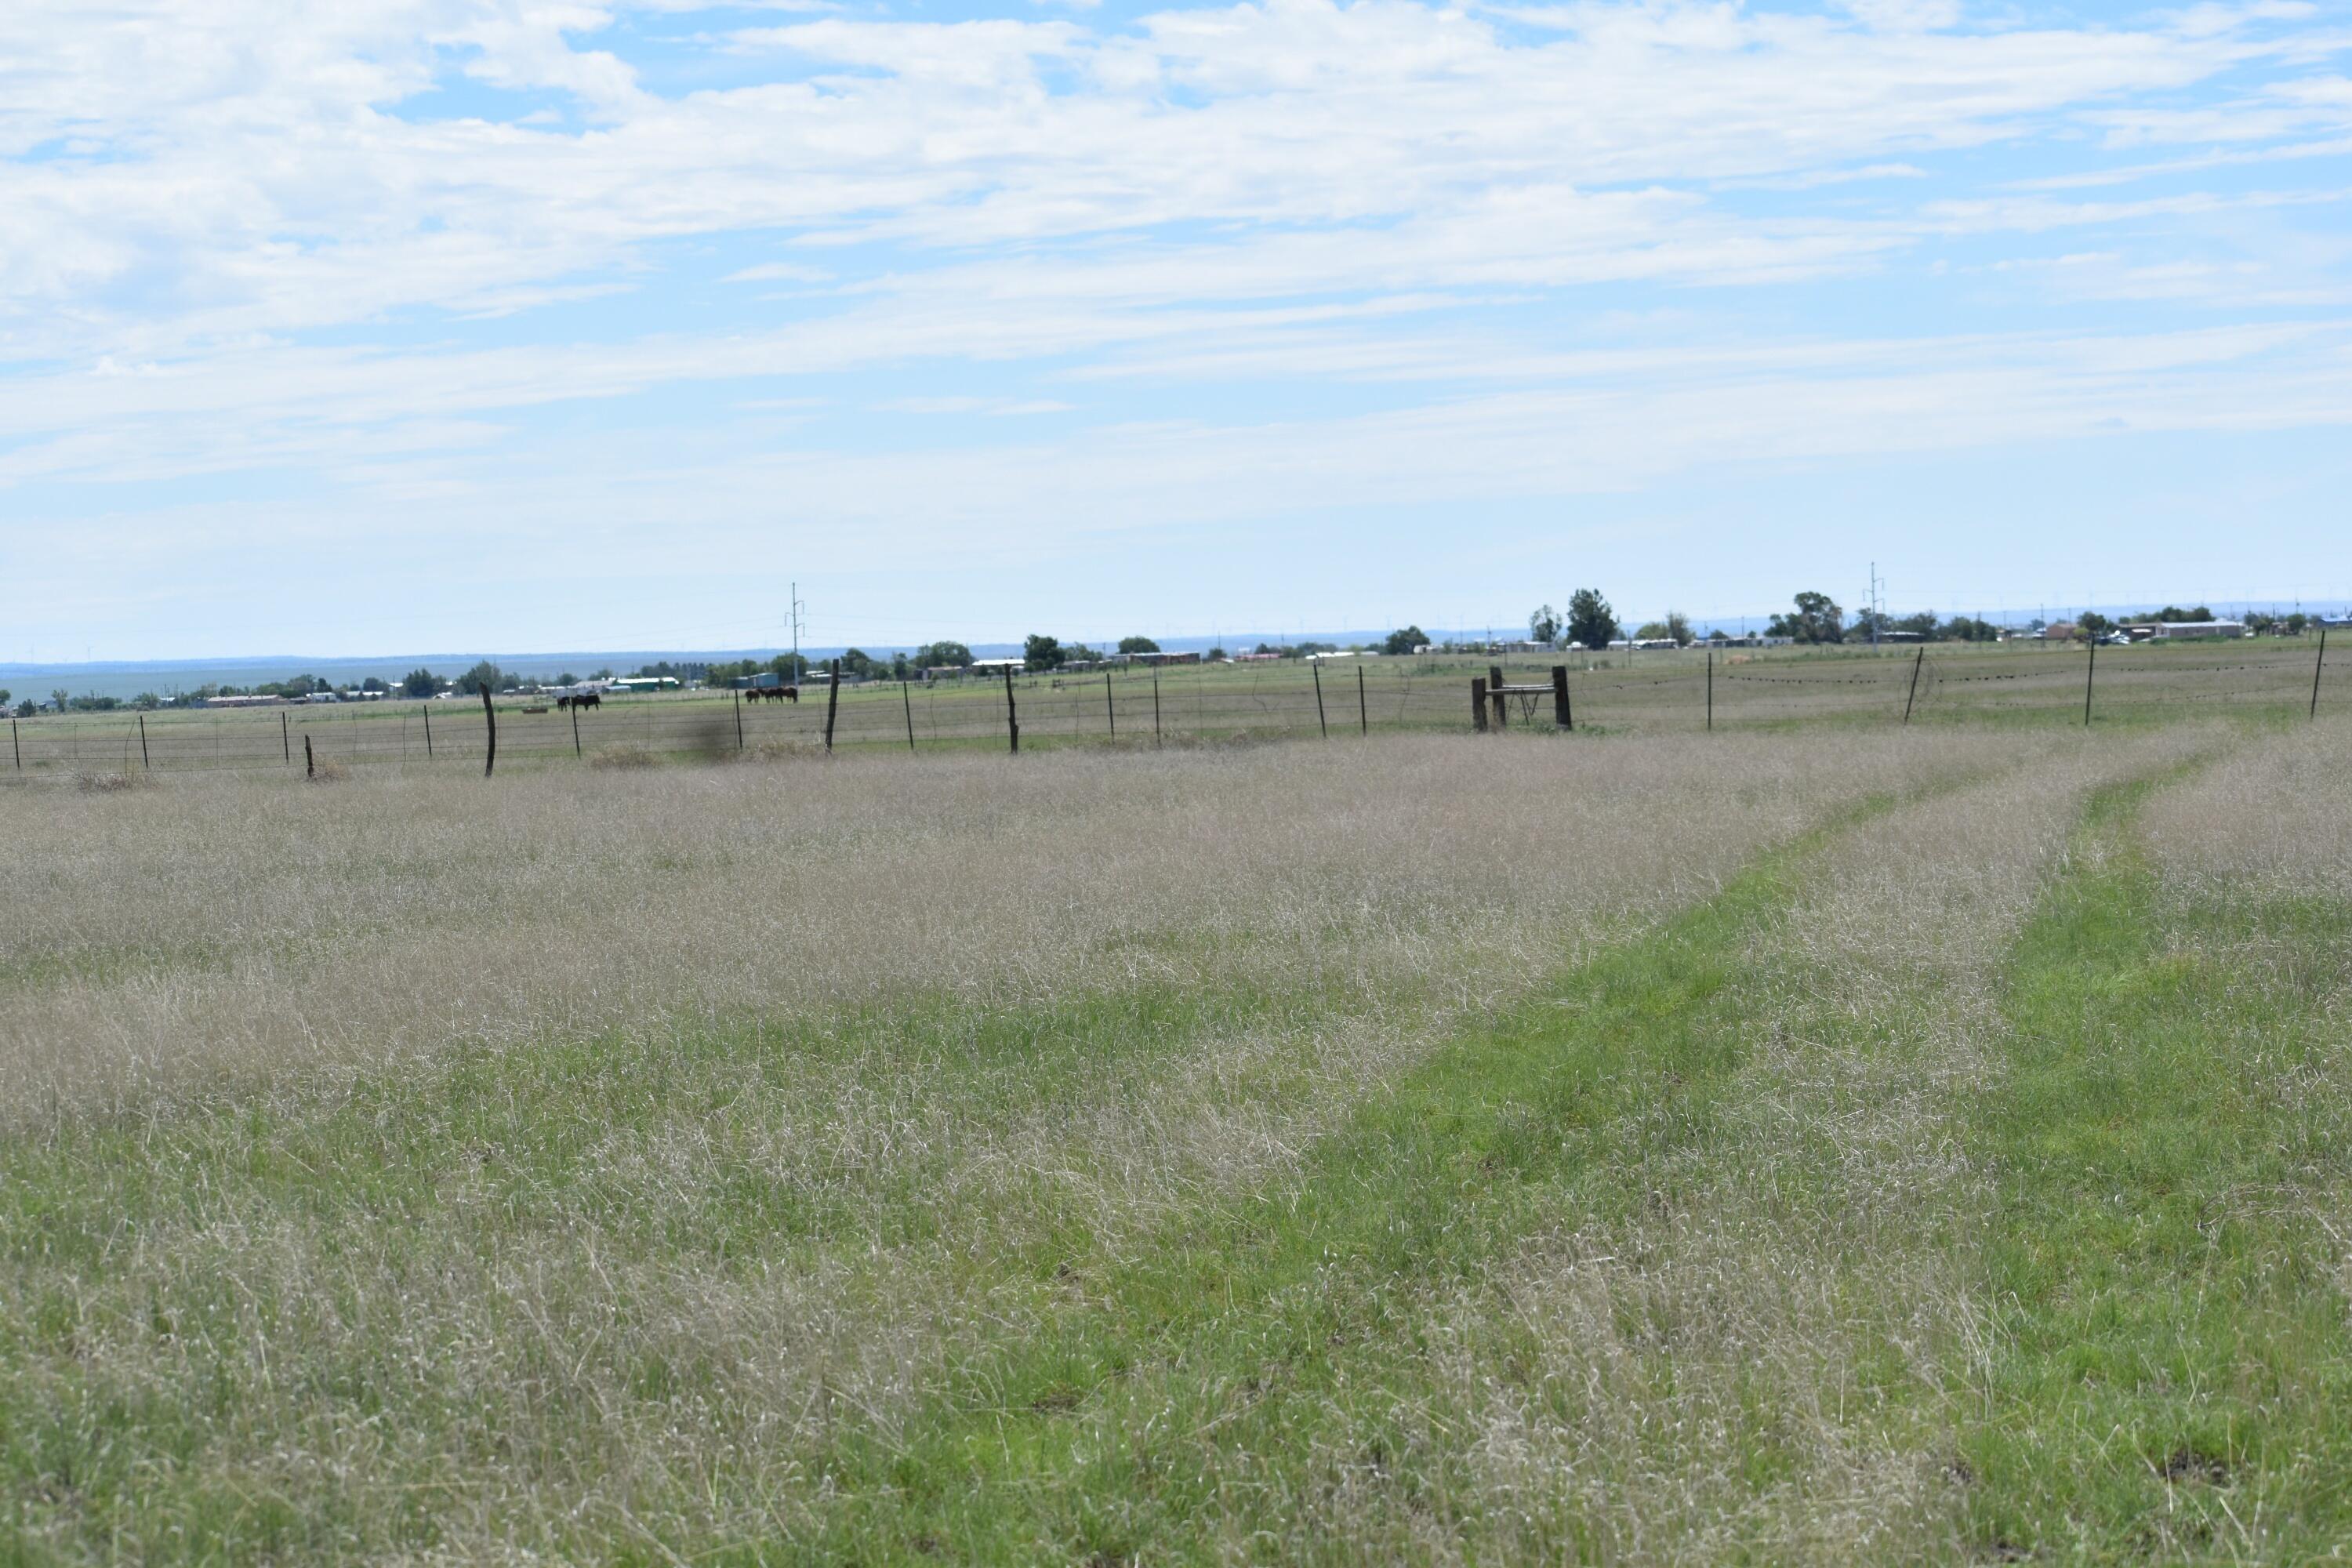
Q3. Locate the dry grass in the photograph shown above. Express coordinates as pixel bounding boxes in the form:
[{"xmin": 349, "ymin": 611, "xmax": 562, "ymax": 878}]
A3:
[
  {"xmin": 587, "ymin": 740, "xmax": 662, "ymax": 769},
  {"xmin": 0, "ymin": 730, "xmax": 1979, "ymax": 1122},
  {"xmin": 12, "ymin": 721, "xmax": 2343, "ymax": 1563}
]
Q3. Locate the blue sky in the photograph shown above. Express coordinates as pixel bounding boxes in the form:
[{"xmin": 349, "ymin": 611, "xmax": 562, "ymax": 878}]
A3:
[{"xmin": 3, "ymin": 0, "xmax": 2349, "ymax": 658}]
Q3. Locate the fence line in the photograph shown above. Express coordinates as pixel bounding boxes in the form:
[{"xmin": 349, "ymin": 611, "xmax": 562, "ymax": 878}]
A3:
[{"xmin": 5, "ymin": 640, "xmax": 2337, "ymax": 778}]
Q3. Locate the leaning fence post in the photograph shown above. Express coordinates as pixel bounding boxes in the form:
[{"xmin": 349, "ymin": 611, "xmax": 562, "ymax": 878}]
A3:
[
  {"xmin": 304, "ymin": 734, "xmax": 314, "ymax": 778},
  {"xmin": 2314, "ymin": 623, "xmax": 2329, "ymax": 720},
  {"xmin": 1902, "ymin": 644, "xmax": 1925, "ymax": 725},
  {"xmin": 481, "ymin": 687, "xmax": 497, "ymax": 776},
  {"xmin": 1471, "ymin": 676, "xmax": 1489, "ymax": 732},
  {"xmin": 10, "ymin": 718, "xmax": 18, "ymax": 770},
  {"xmin": 139, "ymin": 714, "xmax": 151, "ymax": 770},
  {"xmin": 902, "ymin": 680, "xmax": 916, "ymax": 750},
  {"xmin": 1357, "ymin": 663, "xmax": 1368, "ymax": 735},
  {"xmin": 1003, "ymin": 662, "xmax": 1020, "ymax": 753},
  {"xmin": 572, "ymin": 702, "xmax": 582, "ymax": 759},
  {"xmin": 823, "ymin": 659, "xmax": 841, "ymax": 752},
  {"xmin": 1312, "ymin": 660, "xmax": 1328, "ymax": 739},
  {"xmin": 423, "ymin": 703, "xmax": 433, "ymax": 760},
  {"xmin": 2082, "ymin": 635, "xmax": 2096, "ymax": 727},
  {"xmin": 1552, "ymin": 665, "xmax": 1572, "ymax": 731},
  {"xmin": 1105, "ymin": 670, "xmax": 1116, "ymax": 737}
]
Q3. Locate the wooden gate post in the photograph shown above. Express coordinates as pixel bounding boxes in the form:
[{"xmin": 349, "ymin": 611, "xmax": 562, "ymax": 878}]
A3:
[
  {"xmin": 1488, "ymin": 665, "xmax": 1507, "ymax": 728},
  {"xmin": 1552, "ymin": 665, "xmax": 1572, "ymax": 731},
  {"xmin": 823, "ymin": 659, "xmax": 841, "ymax": 752},
  {"xmin": 1003, "ymin": 662, "xmax": 1020, "ymax": 753},
  {"xmin": 481, "ymin": 687, "xmax": 496, "ymax": 777},
  {"xmin": 1471, "ymin": 676, "xmax": 1489, "ymax": 732}
]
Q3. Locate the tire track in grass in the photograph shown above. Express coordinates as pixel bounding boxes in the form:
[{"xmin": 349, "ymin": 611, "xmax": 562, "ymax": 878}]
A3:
[
  {"xmin": 795, "ymin": 779, "xmax": 1990, "ymax": 1564},
  {"xmin": 1964, "ymin": 757, "xmax": 2352, "ymax": 1561}
]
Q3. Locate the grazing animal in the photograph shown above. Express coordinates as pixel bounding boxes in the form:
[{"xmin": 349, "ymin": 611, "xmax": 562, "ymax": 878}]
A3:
[
  {"xmin": 557, "ymin": 691, "xmax": 602, "ymax": 711},
  {"xmin": 745, "ymin": 686, "xmax": 799, "ymax": 703}
]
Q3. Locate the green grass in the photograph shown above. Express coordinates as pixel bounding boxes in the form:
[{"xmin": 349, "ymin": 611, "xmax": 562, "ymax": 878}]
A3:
[
  {"xmin": 6, "ymin": 723, "xmax": 2351, "ymax": 1561},
  {"xmin": 1962, "ymin": 770, "xmax": 2352, "ymax": 1559}
]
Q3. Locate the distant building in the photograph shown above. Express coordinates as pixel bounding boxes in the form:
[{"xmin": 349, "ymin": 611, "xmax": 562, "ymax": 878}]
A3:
[{"xmin": 2143, "ymin": 621, "xmax": 2246, "ymax": 641}]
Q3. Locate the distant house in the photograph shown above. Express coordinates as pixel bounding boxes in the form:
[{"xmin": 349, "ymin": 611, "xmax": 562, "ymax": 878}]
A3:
[{"xmin": 971, "ymin": 658, "xmax": 1026, "ymax": 674}]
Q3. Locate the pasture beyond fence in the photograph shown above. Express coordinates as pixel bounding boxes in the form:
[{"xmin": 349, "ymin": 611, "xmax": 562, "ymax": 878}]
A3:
[{"xmin": 5, "ymin": 637, "xmax": 2339, "ymax": 779}]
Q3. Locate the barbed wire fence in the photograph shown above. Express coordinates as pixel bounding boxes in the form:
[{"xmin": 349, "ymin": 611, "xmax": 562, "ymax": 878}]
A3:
[{"xmin": 4, "ymin": 637, "xmax": 2338, "ymax": 779}]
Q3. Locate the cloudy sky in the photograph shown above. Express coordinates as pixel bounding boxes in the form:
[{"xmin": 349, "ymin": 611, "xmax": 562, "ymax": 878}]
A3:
[{"xmin": 4, "ymin": 0, "xmax": 2350, "ymax": 657}]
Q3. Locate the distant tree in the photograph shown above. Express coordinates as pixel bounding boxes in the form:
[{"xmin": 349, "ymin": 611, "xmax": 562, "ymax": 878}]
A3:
[
  {"xmin": 1894, "ymin": 610, "xmax": 1940, "ymax": 637},
  {"xmin": 1117, "ymin": 635, "xmax": 1160, "ymax": 655},
  {"xmin": 456, "ymin": 661, "xmax": 503, "ymax": 695},
  {"xmin": 49, "ymin": 688, "xmax": 69, "ymax": 712},
  {"xmin": 130, "ymin": 692, "xmax": 162, "ymax": 710},
  {"xmin": 1664, "ymin": 610, "xmax": 1693, "ymax": 646},
  {"xmin": 1206, "ymin": 646, "xmax": 1228, "ymax": 661},
  {"xmin": 1708, "ymin": 629, "xmax": 1729, "ymax": 642},
  {"xmin": 2285, "ymin": 612, "xmax": 2310, "ymax": 635},
  {"xmin": 1381, "ymin": 626, "xmax": 1428, "ymax": 657},
  {"xmin": 13, "ymin": 699, "xmax": 32, "ymax": 719},
  {"xmin": 1528, "ymin": 604, "xmax": 1562, "ymax": 645},
  {"xmin": 590, "ymin": 667, "xmax": 615, "ymax": 681},
  {"xmin": 1768, "ymin": 591, "xmax": 1844, "ymax": 644},
  {"xmin": 1064, "ymin": 644, "xmax": 1105, "ymax": 665},
  {"xmin": 1023, "ymin": 634, "xmax": 1065, "ymax": 672},
  {"xmin": 2245, "ymin": 612, "xmax": 2276, "ymax": 635},
  {"xmin": 914, "ymin": 641, "xmax": 973, "ymax": 669},
  {"xmin": 840, "ymin": 648, "xmax": 876, "ymax": 678},
  {"xmin": 1565, "ymin": 589, "xmax": 1618, "ymax": 651},
  {"xmin": 1940, "ymin": 615, "xmax": 2000, "ymax": 643},
  {"xmin": 1634, "ymin": 621, "xmax": 1672, "ymax": 641},
  {"xmin": 2154, "ymin": 605, "xmax": 2215, "ymax": 623},
  {"xmin": 0, "ymin": 689, "xmax": 9, "ymax": 709},
  {"xmin": 554, "ymin": 671, "xmax": 579, "ymax": 687},
  {"xmin": 400, "ymin": 668, "xmax": 438, "ymax": 697},
  {"xmin": 2078, "ymin": 612, "xmax": 2115, "ymax": 638}
]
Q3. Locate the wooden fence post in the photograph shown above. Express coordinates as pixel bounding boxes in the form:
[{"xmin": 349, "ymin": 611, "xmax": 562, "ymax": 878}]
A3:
[
  {"xmin": 902, "ymin": 680, "xmax": 916, "ymax": 750},
  {"xmin": 1488, "ymin": 665, "xmax": 1507, "ymax": 728},
  {"xmin": 2082, "ymin": 635, "xmax": 2096, "ymax": 728},
  {"xmin": 572, "ymin": 702, "xmax": 583, "ymax": 759},
  {"xmin": 1471, "ymin": 676, "xmax": 1488, "ymax": 732},
  {"xmin": 139, "ymin": 715, "xmax": 151, "ymax": 770},
  {"xmin": 1312, "ymin": 660, "xmax": 1327, "ymax": 739},
  {"xmin": 823, "ymin": 659, "xmax": 840, "ymax": 752},
  {"xmin": 10, "ymin": 718, "xmax": 17, "ymax": 770},
  {"xmin": 1705, "ymin": 645, "xmax": 1714, "ymax": 731},
  {"xmin": 422, "ymin": 703, "xmax": 433, "ymax": 759},
  {"xmin": 1357, "ymin": 663, "xmax": 1368, "ymax": 735},
  {"xmin": 1003, "ymin": 662, "xmax": 1020, "ymax": 753},
  {"xmin": 1902, "ymin": 644, "xmax": 1925, "ymax": 725},
  {"xmin": 2314, "ymin": 623, "xmax": 2329, "ymax": 720},
  {"xmin": 1153, "ymin": 676, "xmax": 1163, "ymax": 746},
  {"xmin": 481, "ymin": 688, "xmax": 497, "ymax": 777},
  {"xmin": 1552, "ymin": 665, "xmax": 1572, "ymax": 731},
  {"xmin": 1105, "ymin": 671, "xmax": 1116, "ymax": 736},
  {"xmin": 735, "ymin": 691, "xmax": 745, "ymax": 751},
  {"xmin": 282, "ymin": 710, "xmax": 291, "ymax": 764},
  {"xmin": 304, "ymin": 734, "xmax": 314, "ymax": 778}
]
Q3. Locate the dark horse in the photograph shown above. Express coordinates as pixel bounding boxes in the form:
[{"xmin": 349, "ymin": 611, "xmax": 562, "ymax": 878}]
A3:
[
  {"xmin": 557, "ymin": 691, "xmax": 602, "ymax": 711},
  {"xmin": 744, "ymin": 686, "xmax": 799, "ymax": 703}
]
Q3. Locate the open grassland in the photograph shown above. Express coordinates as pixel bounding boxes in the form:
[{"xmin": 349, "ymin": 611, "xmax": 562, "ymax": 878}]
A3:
[
  {"xmin": 4, "ymin": 717, "xmax": 2350, "ymax": 1562},
  {"xmin": 6, "ymin": 635, "xmax": 2341, "ymax": 775}
]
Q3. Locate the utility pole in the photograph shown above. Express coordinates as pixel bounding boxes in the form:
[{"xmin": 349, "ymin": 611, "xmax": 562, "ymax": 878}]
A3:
[{"xmin": 789, "ymin": 581, "xmax": 804, "ymax": 682}]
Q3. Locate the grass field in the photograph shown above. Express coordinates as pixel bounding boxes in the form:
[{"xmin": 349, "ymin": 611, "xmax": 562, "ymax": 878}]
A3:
[{"xmin": 5, "ymin": 709, "xmax": 2350, "ymax": 1562}]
